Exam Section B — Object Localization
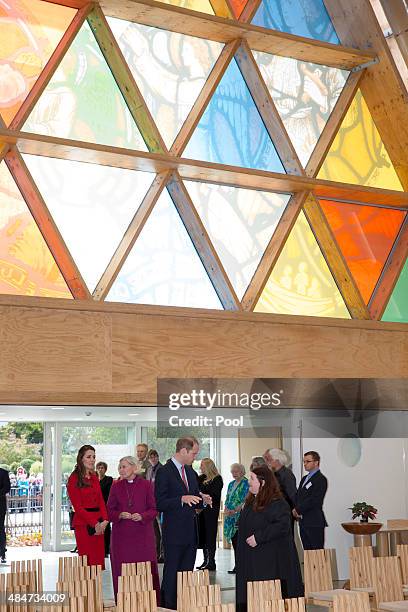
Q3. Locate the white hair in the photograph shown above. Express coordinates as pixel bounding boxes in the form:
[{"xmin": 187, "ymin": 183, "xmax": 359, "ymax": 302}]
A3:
[
  {"xmin": 267, "ymin": 449, "xmax": 291, "ymax": 466},
  {"xmin": 118, "ymin": 455, "xmax": 138, "ymax": 468},
  {"xmin": 230, "ymin": 463, "xmax": 246, "ymax": 476}
]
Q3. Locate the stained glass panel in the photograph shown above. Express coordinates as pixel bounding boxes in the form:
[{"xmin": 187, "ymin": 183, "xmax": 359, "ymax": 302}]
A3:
[
  {"xmin": 0, "ymin": 0, "xmax": 75, "ymax": 126},
  {"xmin": 24, "ymin": 22, "xmax": 147, "ymax": 151},
  {"xmin": 229, "ymin": 0, "xmax": 247, "ymax": 18},
  {"xmin": 22, "ymin": 154, "xmax": 155, "ymax": 292},
  {"xmin": 255, "ymin": 211, "xmax": 350, "ymax": 318},
  {"xmin": 0, "ymin": 160, "xmax": 71, "ymax": 298},
  {"xmin": 318, "ymin": 90, "xmax": 403, "ymax": 190},
  {"xmin": 107, "ymin": 190, "xmax": 222, "ymax": 309},
  {"xmin": 252, "ymin": 0, "xmax": 340, "ymax": 44},
  {"xmin": 320, "ymin": 200, "xmax": 405, "ymax": 304},
  {"xmin": 253, "ymin": 52, "xmax": 348, "ymax": 166},
  {"xmin": 185, "ymin": 181, "xmax": 290, "ymax": 299},
  {"xmin": 184, "ymin": 58, "xmax": 285, "ymax": 172},
  {"xmin": 107, "ymin": 17, "xmax": 223, "ymax": 148},
  {"xmin": 382, "ymin": 258, "xmax": 408, "ymax": 323}
]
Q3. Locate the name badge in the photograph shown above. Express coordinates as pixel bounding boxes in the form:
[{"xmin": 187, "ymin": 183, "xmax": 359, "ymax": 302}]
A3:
[{"xmin": 305, "ymin": 482, "xmax": 312, "ymax": 489}]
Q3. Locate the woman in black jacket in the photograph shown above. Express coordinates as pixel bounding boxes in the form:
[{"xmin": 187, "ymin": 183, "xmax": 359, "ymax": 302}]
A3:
[
  {"xmin": 197, "ymin": 458, "xmax": 223, "ymax": 571},
  {"xmin": 236, "ymin": 465, "xmax": 303, "ymax": 611}
]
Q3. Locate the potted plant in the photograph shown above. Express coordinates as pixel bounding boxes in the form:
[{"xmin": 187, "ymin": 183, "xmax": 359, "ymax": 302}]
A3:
[{"xmin": 349, "ymin": 501, "xmax": 378, "ymax": 523}]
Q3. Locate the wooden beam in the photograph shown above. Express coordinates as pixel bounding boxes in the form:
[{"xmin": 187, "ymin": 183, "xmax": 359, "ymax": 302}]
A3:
[
  {"xmin": 369, "ymin": 215, "xmax": 408, "ymax": 319},
  {"xmin": 4, "ymin": 128, "xmax": 408, "ymax": 208},
  {"xmin": 170, "ymin": 39, "xmax": 241, "ymax": 156},
  {"xmin": 166, "ymin": 172, "xmax": 241, "ymax": 310},
  {"xmin": 234, "ymin": 40, "xmax": 303, "ymax": 175},
  {"xmin": 305, "ymin": 70, "xmax": 364, "ymax": 178},
  {"xmin": 377, "ymin": 0, "xmax": 408, "ymax": 63},
  {"xmin": 241, "ymin": 191, "xmax": 307, "ymax": 310},
  {"xmin": 323, "ymin": 0, "xmax": 408, "ymax": 190},
  {"xmin": 5, "ymin": 149, "xmax": 91, "ymax": 300},
  {"xmin": 9, "ymin": 4, "xmax": 93, "ymax": 130},
  {"xmin": 43, "ymin": 0, "xmax": 89, "ymax": 8},
  {"xmin": 93, "ymin": 172, "xmax": 170, "ymax": 300},
  {"xmin": 303, "ymin": 194, "xmax": 370, "ymax": 319},
  {"xmin": 208, "ymin": 0, "xmax": 233, "ymax": 19},
  {"xmin": 87, "ymin": 5, "xmax": 167, "ymax": 153},
  {"xmin": 97, "ymin": 0, "xmax": 376, "ymax": 69},
  {"xmin": 238, "ymin": 0, "xmax": 262, "ymax": 23},
  {"xmin": 2, "ymin": 295, "xmax": 407, "ymax": 406}
]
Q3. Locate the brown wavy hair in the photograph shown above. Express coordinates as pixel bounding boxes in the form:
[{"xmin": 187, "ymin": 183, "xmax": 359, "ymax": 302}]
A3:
[
  {"xmin": 72, "ymin": 445, "xmax": 95, "ymax": 488},
  {"xmin": 246, "ymin": 465, "xmax": 282, "ymax": 511}
]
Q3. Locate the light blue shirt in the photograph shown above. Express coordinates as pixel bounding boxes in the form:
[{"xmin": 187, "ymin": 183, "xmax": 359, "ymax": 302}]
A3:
[{"xmin": 303, "ymin": 467, "xmax": 320, "ymax": 487}]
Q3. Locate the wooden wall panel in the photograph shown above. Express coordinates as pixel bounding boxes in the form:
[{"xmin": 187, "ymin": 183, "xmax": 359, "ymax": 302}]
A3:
[
  {"xmin": 0, "ymin": 304, "xmax": 112, "ymax": 393},
  {"xmin": 0, "ymin": 296, "xmax": 407, "ymax": 404}
]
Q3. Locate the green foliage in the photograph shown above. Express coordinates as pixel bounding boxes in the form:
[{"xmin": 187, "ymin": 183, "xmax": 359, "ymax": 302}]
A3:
[
  {"xmin": 349, "ymin": 501, "xmax": 378, "ymax": 521},
  {"xmin": 0, "ymin": 423, "xmax": 43, "ymax": 445},
  {"xmin": 0, "ymin": 423, "xmax": 43, "ymax": 471},
  {"xmin": 144, "ymin": 427, "xmax": 211, "ymax": 464},
  {"xmin": 30, "ymin": 461, "xmax": 43, "ymax": 475},
  {"xmin": 21, "ymin": 459, "xmax": 34, "ymax": 474},
  {"xmin": 0, "ymin": 464, "xmax": 10, "ymax": 471},
  {"xmin": 62, "ymin": 426, "xmax": 127, "ymax": 453}
]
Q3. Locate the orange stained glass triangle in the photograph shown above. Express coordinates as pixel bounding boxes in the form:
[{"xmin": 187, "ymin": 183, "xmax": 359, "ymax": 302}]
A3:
[
  {"xmin": 255, "ymin": 211, "xmax": 350, "ymax": 318},
  {"xmin": 0, "ymin": 160, "xmax": 72, "ymax": 298},
  {"xmin": 229, "ymin": 0, "xmax": 249, "ymax": 17},
  {"xmin": 319, "ymin": 200, "xmax": 406, "ymax": 304},
  {"xmin": 0, "ymin": 0, "xmax": 76, "ymax": 126}
]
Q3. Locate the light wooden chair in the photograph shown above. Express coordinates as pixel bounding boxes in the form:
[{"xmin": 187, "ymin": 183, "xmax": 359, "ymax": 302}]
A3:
[
  {"xmin": 121, "ymin": 561, "xmax": 152, "ymax": 576},
  {"xmin": 10, "ymin": 559, "xmax": 43, "ymax": 591},
  {"xmin": 372, "ymin": 555, "xmax": 408, "ymax": 611},
  {"xmin": 333, "ymin": 591, "xmax": 371, "ymax": 612},
  {"xmin": 190, "ymin": 606, "xmax": 235, "ymax": 612},
  {"xmin": 304, "ymin": 549, "xmax": 345, "ymax": 606},
  {"xmin": 58, "ymin": 555, "xmax": 88, "ymax": 582},
  {"xmin": 397, "ymin": 545, "xmax": 408, "ymax": 587},
  {"xmin": 177, "ymin": 570, "xmax": 210, "ymax": 611},
  {"xmin": 247, "ymin": 579, "xmax": 282, "ymax": 611},
  {"xmin": 117, "ymin": 590, "xmax": 157, "ymax": 612},
  {"xmin": 118, "ymin": 573, "xmax": 154, "ymax": 593},
  {"xmin": 0, "ymin": 574, "xmax": 6, "ymax": 612},
  {"xmin": 285, "ymin": 598, "xmax": 306, "ymax": 612},
  {"xmin": 185, "ymin": 584, "xmax": 221, "ymax": 608},
  {"xmin": 57, "ymin": 575, "xmax": 103, "ymax": 612},
  {"xmin": 349, "ymin": 546, "xmax": 374, "ymax": 596}
]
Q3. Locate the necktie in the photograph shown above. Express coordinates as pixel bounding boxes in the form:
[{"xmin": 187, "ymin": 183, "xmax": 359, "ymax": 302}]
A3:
[{"xmin": 181, "ymin": 465, "xmax": 189, "ymax": 491}]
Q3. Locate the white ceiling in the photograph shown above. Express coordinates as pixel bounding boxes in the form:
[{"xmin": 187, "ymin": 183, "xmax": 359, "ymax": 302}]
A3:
[{"xmin": 0, "ymin": 405, "xmax": 157, "ymax": 423}]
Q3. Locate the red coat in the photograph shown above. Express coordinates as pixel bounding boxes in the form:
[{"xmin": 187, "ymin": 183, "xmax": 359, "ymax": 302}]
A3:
[{"xmin": 67, "ymin": 472, "xmax": 108, "ymax": 567}]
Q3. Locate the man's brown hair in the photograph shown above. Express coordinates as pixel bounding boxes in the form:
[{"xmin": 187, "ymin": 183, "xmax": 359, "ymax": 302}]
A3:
[{"xmin": 175, "ymin": 437, "xmax": 199, "ymax": 453}]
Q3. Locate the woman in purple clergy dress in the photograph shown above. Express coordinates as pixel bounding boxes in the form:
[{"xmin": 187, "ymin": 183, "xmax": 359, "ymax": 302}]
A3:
[{"xmin": 107, "ymin": 456, "xmax": 160, "ymax": 603}]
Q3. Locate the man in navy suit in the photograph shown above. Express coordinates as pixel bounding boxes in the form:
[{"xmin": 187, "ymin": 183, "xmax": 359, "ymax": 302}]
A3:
[
  {"xmin": 155, "ymin": 437, "xmax": 212, "ymax": 610},
  {"xmin": 293, "ymin": 451, "xmax": 328, "ymax": 550},
  {"xmin": 0, "ymin": 468, "xmax": 10, "ymax": 563}
]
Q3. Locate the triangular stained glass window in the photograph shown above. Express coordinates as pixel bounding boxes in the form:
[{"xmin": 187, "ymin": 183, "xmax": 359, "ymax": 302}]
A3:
[
  {"xmin": 24, "ymin": 21, "xmax": 147, "ymax": 151},
  {"xmin": 252, "ymin": 0, "xmax": 340, "ymax": 44},
  {"xmin": 318, "ymin": 90, "xmax": 403, "ymax": 190},
  {"xmin": 319, "ymin": 200, "xmax": 405, "ymax": 304},
  {"xmin": 184, "ymin": 58, "xmax": 285, "ymax": 172},
  {"xmin": 107, "ymin": 190, "xmax": 223, "ymax": 309},
  {"xmin": 185, "ymin": 180, "xmax": 290, "ymax": 299},
  {"xmin": 253, "ymin": 51, "xmax": 349, "ymax": 166},
  {"xmin": 254, "ymin": 211, "xmax": 350, "ymax": 318},
  {"xmin": 0, "ymin": 160, "xmax": 72, "ymax": 298},
  {"xmin": 229, "ymin": 0, "xmax": 248, "ymax": 17},
  {"xmin": 22, "ymin": 154, "xmax": 155, "ymax": 293},
  {"xmin": 107, "ymin": 17, "xmax": 223, "ymax": 149},
  {"xmin": 382, "ymin": 258, "xmax": 408, "ymax": 323},
  {"xmin": 0, "ymin": 0, "xmax": 76, "ymax": 126}
]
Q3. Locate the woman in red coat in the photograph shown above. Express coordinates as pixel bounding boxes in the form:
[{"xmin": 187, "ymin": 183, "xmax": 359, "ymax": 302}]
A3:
[{"xmin": 67, "ymin": 445, "xmax": 109, "ymax": 568}]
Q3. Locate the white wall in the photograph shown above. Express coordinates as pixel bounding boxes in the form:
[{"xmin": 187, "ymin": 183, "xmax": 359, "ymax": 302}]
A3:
[{"xmin": 297, "ymin": 436, "xmax": 408, "ymax": 578}]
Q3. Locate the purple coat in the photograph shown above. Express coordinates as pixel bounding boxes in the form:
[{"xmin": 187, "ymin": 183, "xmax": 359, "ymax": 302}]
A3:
[{"xmin": 107, "ymin": 477, "xmax": 159, "ymax": 601}]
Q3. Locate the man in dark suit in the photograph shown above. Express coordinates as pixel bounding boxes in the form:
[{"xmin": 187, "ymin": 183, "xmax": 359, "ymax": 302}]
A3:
[
  {"xmin": 0, "ymin": 468, "xmax": 11, "ymax": 563},
  {"xmin": 155, "ymin": 437, "xmax": 212, "ymax": 610},
  {"xmin": 293, "ymin": 451, "xmax": 328, "ymax": 550}
]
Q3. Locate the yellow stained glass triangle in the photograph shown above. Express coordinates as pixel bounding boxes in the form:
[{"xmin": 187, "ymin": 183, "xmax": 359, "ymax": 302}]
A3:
[
  {"xmin": 0, "ymin": 160, "xmax": 72, "ymax": 298},
  {"xmin": 255, "ymin": 211, "xmax": 350, "ymax": 318},
  {"xmin": 318, "ymin": 90, "xmax": 403, "ymax": 190}
]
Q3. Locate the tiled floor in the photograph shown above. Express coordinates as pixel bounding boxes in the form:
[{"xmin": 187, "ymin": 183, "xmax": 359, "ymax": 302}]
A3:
[{"xmin": 0, "ymin": 546, "xmax": 324, "ymax": 610}]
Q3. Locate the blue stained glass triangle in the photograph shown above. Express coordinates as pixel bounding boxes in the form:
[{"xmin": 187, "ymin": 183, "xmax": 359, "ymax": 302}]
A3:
[
  {"xmin": 252, "ymin": 0, "xmax": 340, "ymax": 44},
  {"xmin": 184, "ymin": 59, "xmax": 285, "ymax": 173}
]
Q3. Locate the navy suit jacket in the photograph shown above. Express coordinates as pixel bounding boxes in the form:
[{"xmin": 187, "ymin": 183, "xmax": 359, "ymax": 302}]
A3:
[
  {"xmin": 155, "ymin": 459, "xmax": 202, "ymax": 546},
  {"xmin": 295, "ymin": 470, "xmax": 328, "ymax": 527}
]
